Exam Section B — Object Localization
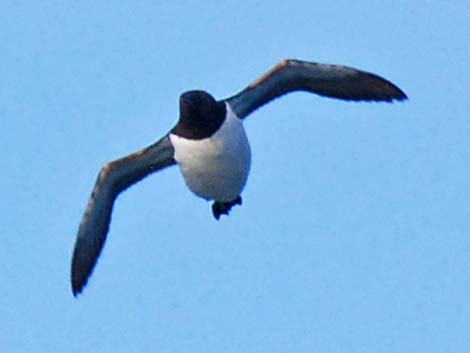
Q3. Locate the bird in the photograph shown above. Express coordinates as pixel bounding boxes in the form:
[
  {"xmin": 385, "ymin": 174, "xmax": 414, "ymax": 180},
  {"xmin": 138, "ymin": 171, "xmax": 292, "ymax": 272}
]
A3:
[{"xmin": 71, "ymin": 59, "xmax": 407, "ymax": 296}]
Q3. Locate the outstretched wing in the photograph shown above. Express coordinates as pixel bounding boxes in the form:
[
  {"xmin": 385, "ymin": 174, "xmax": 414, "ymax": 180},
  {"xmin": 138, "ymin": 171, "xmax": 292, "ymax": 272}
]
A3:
[
  {"xmin": 71, "ymin": 135, "xmax": 176, "ymax": 296},
  {"xmin": 225, "ymin": 59, "xmax": 407, "ymax": 119}
]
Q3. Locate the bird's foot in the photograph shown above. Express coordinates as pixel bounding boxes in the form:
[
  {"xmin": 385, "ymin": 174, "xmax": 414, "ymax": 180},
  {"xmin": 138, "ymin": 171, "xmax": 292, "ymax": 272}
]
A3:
[{"xmin": 212, "ymin": 196, "xmax": 242, "ymax": 220}]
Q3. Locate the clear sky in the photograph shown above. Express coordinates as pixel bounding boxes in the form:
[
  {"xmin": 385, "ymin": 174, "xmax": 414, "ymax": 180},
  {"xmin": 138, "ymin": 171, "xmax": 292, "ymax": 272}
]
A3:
[{"xmin": 1, "ymin": 1, "xmax": 469, "ymax": 352}]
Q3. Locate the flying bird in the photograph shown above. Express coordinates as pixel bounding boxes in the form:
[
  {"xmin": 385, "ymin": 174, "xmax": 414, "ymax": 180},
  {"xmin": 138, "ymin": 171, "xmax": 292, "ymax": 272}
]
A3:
[{"xmin": 71, "ymin": 59, "xmax": 407, "ymax": 296}]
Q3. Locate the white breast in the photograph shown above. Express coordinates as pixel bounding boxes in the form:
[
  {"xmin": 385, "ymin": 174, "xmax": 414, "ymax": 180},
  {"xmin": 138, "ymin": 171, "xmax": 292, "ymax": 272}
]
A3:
[{"xmin": 169, "ymin": 103, "xmax": 251, "ymax": 202}]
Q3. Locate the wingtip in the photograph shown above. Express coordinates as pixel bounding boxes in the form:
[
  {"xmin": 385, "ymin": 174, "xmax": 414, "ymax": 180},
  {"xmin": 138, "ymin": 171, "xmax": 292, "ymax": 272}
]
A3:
[
  {"xmin": 392, "ymin": 90, "xmax": 408, "ymax": 102},
  {"xmin": 380, "ymin": 78, "xmax": 407, "ymax": 103},
  {"xmin": 71, "ymin": 255, "xmax": 91, "ymax": 298},
  {"xmin": 71, "ymin": 279, "xmax": 84, "ymax": 297},
  {"xmin": 393, "ymin": 83, "xmax": 408, "ymax": 101},
  {"xmin": 71, "ymin": 276, "xmax": 84, "ymax": 298}
]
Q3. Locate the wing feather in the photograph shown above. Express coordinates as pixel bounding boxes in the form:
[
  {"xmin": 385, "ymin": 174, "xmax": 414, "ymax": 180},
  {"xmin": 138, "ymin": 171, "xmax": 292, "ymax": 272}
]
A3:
[
  {"xmin": 225, "ymin": 59, "xmax": 407, "ymax": 119},
  {"xmin": 71, "ymin": 135, "xmax": 175, "ymax": 296}
]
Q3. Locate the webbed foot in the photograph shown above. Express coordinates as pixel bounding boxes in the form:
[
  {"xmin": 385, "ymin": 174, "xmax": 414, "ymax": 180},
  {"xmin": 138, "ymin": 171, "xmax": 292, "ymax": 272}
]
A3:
[{"xmin": 212, "ymin": 196, "xmax": 242, "ymax": 220}]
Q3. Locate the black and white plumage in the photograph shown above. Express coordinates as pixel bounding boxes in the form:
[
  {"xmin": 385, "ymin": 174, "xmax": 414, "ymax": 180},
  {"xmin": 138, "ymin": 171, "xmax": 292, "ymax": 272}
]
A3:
[{"xmin": 71, "ymin": 59, "xmax": 407, "ymax": 296}]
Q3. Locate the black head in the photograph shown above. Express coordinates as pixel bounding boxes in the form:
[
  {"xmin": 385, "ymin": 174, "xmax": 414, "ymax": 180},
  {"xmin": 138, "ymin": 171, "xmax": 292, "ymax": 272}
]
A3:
[{"xmin": 172, "ymin": 90, "xmax": 227, "ymax": 139}]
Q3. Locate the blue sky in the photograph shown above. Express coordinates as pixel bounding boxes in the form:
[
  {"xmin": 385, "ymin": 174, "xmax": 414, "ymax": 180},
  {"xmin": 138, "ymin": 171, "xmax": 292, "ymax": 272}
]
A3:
[{"xmin": 1, "ymin": 1, "xmax": 469, "ymax": 352}]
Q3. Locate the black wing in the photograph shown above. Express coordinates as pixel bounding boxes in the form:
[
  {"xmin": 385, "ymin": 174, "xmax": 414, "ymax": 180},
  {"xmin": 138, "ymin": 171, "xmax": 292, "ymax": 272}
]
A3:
[
  {"xmin": 71, "ymin": 135, "xmax": 176, "ymax": 296},
  {"xmin": 225, "ymin": 59, "xmax": 407, "ymax": 119}
]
